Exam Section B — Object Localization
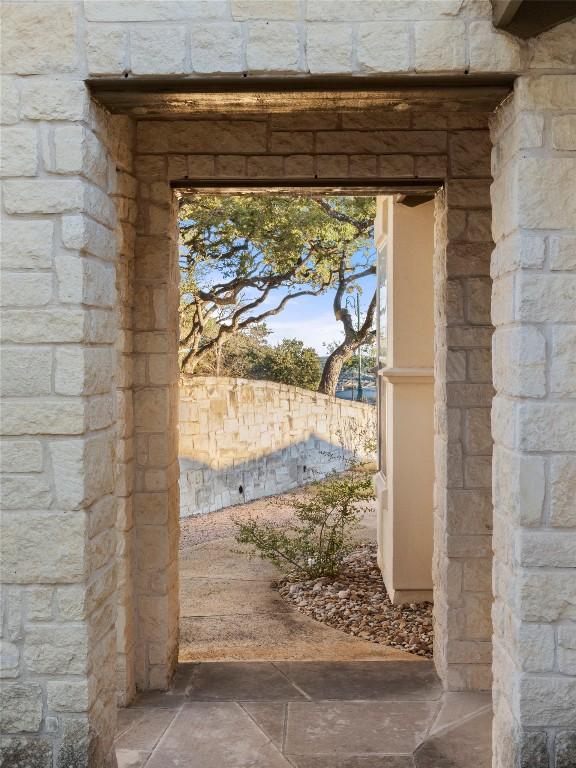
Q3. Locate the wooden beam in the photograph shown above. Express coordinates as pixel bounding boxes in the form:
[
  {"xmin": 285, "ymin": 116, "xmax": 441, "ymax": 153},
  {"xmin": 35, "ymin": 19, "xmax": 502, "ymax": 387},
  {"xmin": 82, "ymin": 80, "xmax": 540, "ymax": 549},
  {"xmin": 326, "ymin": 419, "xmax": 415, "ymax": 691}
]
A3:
[
  {"xmin": 171, "ymin": 177, "xmax": 442, "ymax": 197},
  {"xmin": 88, "ymin": 76, "xmax": 513, "ymax": 117}
]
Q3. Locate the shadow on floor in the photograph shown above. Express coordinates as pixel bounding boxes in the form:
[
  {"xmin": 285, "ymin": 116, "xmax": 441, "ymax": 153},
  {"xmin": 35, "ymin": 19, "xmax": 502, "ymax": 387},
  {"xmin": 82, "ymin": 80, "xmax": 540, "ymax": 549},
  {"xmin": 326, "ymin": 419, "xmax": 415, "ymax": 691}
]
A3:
[{"xmin": 116, "ymin": 661, "xmax": 491, "ymax": 767}]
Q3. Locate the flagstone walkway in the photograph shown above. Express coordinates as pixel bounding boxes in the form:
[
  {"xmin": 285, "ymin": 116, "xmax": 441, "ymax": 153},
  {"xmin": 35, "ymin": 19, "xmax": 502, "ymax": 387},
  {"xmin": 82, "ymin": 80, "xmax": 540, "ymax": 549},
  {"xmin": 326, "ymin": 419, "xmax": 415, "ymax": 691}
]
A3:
[{"xmin": 116, "ymin": 660, "xmax": 491, "ymax": 767}]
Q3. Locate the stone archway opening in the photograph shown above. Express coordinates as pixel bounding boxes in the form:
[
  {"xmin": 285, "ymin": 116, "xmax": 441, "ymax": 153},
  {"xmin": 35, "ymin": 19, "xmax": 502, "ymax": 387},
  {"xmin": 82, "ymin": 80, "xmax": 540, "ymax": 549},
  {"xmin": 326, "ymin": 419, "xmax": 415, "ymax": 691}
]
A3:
[{"xmin": 88, "ymin": 78, "xmax": 503, "ymax": 761}]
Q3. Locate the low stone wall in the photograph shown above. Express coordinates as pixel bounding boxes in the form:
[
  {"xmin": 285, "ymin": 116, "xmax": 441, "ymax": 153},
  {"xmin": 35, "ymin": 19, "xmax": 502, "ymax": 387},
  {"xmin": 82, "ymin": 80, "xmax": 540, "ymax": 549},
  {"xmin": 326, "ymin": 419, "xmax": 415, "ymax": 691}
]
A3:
[{"xmin": 179, "ymin": 376, "xmax": 376, "ymax": 517}]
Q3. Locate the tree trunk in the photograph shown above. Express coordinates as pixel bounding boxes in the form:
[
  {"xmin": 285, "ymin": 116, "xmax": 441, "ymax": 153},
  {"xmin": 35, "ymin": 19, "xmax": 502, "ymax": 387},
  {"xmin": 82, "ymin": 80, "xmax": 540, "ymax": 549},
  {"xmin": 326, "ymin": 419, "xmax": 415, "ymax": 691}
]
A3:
[{"xmin": 319, "ymin": 345, "xmax": 354, "ymax": 396}]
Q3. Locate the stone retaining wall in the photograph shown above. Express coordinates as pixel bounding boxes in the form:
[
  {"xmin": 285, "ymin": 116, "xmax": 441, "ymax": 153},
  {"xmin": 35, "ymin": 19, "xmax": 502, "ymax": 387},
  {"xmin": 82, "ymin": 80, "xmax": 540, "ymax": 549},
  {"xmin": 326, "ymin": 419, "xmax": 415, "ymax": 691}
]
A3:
[{"xmin": 179, "ymin": 376, "xmax": 376, "ymax": 516}]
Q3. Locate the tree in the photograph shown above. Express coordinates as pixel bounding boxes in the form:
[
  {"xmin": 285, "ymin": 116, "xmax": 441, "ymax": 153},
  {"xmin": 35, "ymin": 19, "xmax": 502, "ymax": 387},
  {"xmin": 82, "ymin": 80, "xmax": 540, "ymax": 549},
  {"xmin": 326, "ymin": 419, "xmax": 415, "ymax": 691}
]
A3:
[
  {"xmin": 248, "ymin": 339, "xmax": 321, "ymax": 391},
  {"xmin": 178, "ymin": 195, "xmax": 376, "ymax": 390},
  {"xmin": 181, "ymin": 321, "xmax": 270, "ymax": 378}
]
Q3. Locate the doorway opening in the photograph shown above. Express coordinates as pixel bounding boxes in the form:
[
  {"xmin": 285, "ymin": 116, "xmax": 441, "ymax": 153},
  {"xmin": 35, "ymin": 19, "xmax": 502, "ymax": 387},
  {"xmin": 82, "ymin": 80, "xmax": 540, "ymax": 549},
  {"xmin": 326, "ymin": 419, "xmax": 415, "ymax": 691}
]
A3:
[{"xmin": 95, "ymin": 82, "xmax": 500, "ymax": 764}]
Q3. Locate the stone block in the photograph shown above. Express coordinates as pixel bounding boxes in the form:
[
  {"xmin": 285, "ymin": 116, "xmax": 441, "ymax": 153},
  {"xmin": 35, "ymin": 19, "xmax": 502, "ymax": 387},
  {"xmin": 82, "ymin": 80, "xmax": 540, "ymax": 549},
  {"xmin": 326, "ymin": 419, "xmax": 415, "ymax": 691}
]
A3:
[
  {"xmin": 0, "ymin": 641, "xmax": 19, "ymax": 679},
  {"xmin": 492, "ymin": 326, "xmax": 546, "ymax": 398},
  {"xmin": 469, "ymin": 21, "xmax": 523, "ymax": 72},
  {"xmin": 26, "ymin": 588, "xmax": 55, "ymax": 621},
  {"xmin": 464, "ymin": 408, "xmax": 492, "ymax": 455},
  {"xmin": 550, "ymin": 455, "xmax": 576, "ymax": 528},
  {"xmin": 449, "ymin": 131, "xmax": 492, "ymax": 178},
  {"xmin": 379, "ymin": 154, "xmax": 415, "ymax": 176},
  {"xmin": 0, "ymin": 682, "xmax": 43, "ymax": 732},
  {"xmin": 357, "ymin": 23, "xmax": 410, "ymax": 73},
  {"xmin": 517, "ymin": 157, "xmax": 576, "ymax": 231},
  {"xmin": 517, "ymin": 402, "xmax": 576, "ymax": 452},
  {"xmin": 50, "ymin": 435, "xmax": 115, "ymax": 510},
  {"xmin": 519, "ymin": 676, "xmax": 576, "ymax": 727},
  {"xmin": 86, "ymin": 24, "xmax": 128, "ymax": 75},
  {"xmin": 232, "ymin": 0, "xmax": 299, "ymax": 19},
  {"xmin": 131, "ymin": 25, "xmax": 187, "ymax": 75},
  {"xmin": 0, "ymin": 124, "xmax": 38, "ymax": 176},
  {"xmin": 0, "ymin": 511, "xmax": 85, "ymax": 584},
  {"xmin": 552, "ymin": 115, "xmax": 576, "ymax": 151},
  {"xmin": 517, "ymin": 75, "xmax": 576, "ymax": 111},
  {"xmin": 0, "ymin": 347, "xmax": 52, "ymax": 396},
  {"xmin": 24, "ymin": 625, "xmax": 88, "ymax": 675},
  {"xmin": 47, "ymin": 681, "xmax": 89, "ymax": 712},
  {"xmin": 558, "ymin": 626, "xmax": 576, "ymax": 676},
  {"xmin": 0, "ymin": 737, "xmax": 52, "ymax": 767},
  {"xmin": 518, "ymin": 531, "xmax": 576, "ymax": 568},
  {"xmin": 49, "ymin": 126, "xmax": 108, "ymax": 187},
  {"xmin": 415, "ymin": 21, "xmax": 466, "ymax": 72},
  {"xmin": 1, "ymin": 2, "xmax": 78, "ymax": 74},
  {"xmin": 490, "ymin": 233, "xmax": 546, "ymax": 278},
  {"xmin": 191, "ymin": 23, "xmax": 243, "ymax": 73},
  {"xmin": 1, "ymin": 475, "xmax": 52, "ymax": 510},
  {"xmin": 0, "ymin": 76, "xmax": 20, "ymax": 124},
  {"xmin": 317, "ymin": 155, "xmax": 348, "ymax": 177},
  {"xmin": 529, "ymin": 18, "xmax": 576, "ymax": 69},
  {"xmin": 1, "ymin": 399, "xmax": 85, "ymax": 436},
  {"xmin": 0, "ymin": 309, "xmax": 85, "ymax": 345},
  {"xmin": 55, "ymin": 347, "xmax": 114, "ymax": 396},
  {"xmin": 246, "ymin": 22, "xmax": 301, "ymax": 72},
  {"xmin": 0, "ymin": 220, "xmax": 54, "ymax": 270},
  {"xmin": 56, "ymin": 253, "xmax": 116, "ymax": 308},
  {"xmin": 270, "ymin": 131, "xmax": 314, "ymax": 154},
  {"xmin": 550, "ymin": 326, "xmax": 576, "ymax": 397},
  {"xmin": 0, "ymin": 440, "xmax": 43, "ymax": 473},
  {"xmin": 492, "ymin": 445, "xmax": 545, "ymax": 526},
  {"xmin": 520, "ymin": 571, "xmax": 576, "ymax": 622},
  {"xmin": 1, "ymin": 272, "xmax": 52, "ymax": 308},
  {"xmin": 307, "ymin": 23, "xmax": 353, "ymax": 74},
  {"xmin": 137, "ymin": 120, "xmax": 267, "ymax": 154},
  {"xmin": 550, "ymin": 235, "xmax": 576, "ymax": 271},
  {"xmin": 21, "ymin": 80, "xmax": 88, "ymax": 121},
  {"xmin": 3, "ymin": 179, "xmax": 85, "ymax": 215},
  {"xmin": 555, "ymin": 731, "xmax": 576, "ymax": 768}
]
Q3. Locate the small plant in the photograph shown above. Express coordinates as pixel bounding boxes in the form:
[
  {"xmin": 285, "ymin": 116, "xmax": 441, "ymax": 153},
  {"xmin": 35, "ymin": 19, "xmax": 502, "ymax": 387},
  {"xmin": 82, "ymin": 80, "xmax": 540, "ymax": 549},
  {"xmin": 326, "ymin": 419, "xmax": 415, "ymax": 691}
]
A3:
[{"xmin": 233, "ymin": 435, "xmax": 375, "ymax": 578}]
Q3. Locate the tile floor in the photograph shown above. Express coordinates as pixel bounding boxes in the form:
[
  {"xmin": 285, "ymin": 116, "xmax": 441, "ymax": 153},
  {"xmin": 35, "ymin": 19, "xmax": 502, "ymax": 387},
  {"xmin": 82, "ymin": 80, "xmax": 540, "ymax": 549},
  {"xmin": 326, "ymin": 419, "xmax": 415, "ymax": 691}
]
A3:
[{"xmin": 116, "ymin": 661, "xmax": 491, "ymax": 767}]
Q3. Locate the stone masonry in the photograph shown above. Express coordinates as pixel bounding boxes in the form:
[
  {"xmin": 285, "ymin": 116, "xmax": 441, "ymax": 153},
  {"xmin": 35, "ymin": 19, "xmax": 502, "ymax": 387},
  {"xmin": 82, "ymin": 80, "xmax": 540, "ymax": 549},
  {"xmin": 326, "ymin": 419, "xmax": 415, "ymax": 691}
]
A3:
[
  {"xmin": 0, "ymin": 2, "xmax": 575, "ymax": 767},
  {"xmin": 179, "ymin": 376, "xmax": 376, "ymax": 516}
]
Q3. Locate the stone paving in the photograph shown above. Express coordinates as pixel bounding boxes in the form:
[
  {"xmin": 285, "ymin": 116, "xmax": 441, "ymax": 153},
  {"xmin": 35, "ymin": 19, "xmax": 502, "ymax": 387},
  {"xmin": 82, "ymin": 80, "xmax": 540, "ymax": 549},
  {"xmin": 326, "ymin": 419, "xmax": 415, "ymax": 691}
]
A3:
[{"xmin": 115, "ymin": 660, "xmax": 491, "ymax": 767}]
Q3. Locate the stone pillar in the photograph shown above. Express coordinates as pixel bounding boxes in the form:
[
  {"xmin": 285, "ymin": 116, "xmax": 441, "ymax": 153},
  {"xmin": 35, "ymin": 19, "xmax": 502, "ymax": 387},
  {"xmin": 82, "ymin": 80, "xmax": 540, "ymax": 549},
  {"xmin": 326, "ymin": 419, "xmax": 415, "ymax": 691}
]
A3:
[
  {"xmin": 434, "ymin": 126, "xmax": 495, "ymax": 692},
  {"xmin": 491, "ymin": 75, "xmax": 576, "ymax": 768},
  {"xmin": 112, "ymin": 116, "xmax": 138, "ymax": 707},
  {"xmin": 375, "ymin": 197, "xmax": 435, "ymax": 604},
  {"xmin": 0, "ymin": 83, "xmax": 121, "ymax": 765},
  {"xmin": 132, "ymin": 155, "xmax": 181, "ymax": 691}
]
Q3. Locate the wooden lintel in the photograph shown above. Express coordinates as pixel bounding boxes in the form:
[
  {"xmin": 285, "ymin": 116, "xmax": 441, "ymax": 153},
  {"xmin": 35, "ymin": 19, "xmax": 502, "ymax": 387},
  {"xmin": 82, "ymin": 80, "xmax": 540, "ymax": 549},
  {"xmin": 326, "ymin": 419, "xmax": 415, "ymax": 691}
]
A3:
[{"xmin": 88, "ymin": 76, "xmax": 513, "ymax": 117}]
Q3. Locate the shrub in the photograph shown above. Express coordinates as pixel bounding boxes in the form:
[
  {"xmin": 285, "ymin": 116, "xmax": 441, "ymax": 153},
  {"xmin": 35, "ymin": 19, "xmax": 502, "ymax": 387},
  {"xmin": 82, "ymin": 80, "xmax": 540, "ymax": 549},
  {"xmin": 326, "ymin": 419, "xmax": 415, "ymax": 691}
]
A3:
[{"xmin": 234, "ymin": 463, "xmax": 374, "ymax": 579}]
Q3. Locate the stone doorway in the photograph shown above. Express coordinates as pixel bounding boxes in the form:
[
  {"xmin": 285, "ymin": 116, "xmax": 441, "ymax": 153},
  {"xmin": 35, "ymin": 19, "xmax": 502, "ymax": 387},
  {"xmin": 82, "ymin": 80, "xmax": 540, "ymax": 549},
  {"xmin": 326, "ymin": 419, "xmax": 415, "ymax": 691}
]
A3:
[{"xmin": 105, "ymin": 83, "xmax": 498, "ymax": 764}]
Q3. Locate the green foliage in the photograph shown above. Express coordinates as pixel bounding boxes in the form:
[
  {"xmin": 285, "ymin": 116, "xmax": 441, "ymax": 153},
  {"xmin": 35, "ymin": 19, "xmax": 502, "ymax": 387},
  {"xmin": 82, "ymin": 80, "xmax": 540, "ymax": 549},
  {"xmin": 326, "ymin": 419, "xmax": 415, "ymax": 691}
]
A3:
[
  {"xmin": 234, "ymin": 458, "xmax": 375, "ymax": 579},
  {"xmin": 248, "ymin": 338, "xmax": 321, "ymax": 390}
]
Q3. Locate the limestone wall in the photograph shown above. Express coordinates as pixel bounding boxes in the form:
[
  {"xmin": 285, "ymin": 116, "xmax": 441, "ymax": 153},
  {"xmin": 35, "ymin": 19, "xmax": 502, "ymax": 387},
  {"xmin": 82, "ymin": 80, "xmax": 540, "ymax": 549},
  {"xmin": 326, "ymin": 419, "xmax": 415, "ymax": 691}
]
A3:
[{"xmin": 179, "ymin": 377, "xmax": 376, "ymax": 516}]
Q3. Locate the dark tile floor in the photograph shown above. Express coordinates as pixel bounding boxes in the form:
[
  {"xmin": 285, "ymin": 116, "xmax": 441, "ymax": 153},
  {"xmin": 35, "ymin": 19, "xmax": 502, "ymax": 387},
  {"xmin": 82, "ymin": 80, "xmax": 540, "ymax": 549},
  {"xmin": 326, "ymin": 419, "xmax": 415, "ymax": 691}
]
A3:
[{"xmin": 116, "ymin": 661, "xmax": 492, "ymax": 768}]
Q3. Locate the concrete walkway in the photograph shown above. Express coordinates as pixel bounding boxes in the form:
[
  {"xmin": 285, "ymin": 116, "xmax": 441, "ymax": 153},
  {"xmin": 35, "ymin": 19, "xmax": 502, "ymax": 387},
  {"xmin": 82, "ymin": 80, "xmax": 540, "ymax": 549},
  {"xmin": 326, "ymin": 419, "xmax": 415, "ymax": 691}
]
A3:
[{"xmin": 178, "ymin": 494, "xmax": 416, "ymax": 662}]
